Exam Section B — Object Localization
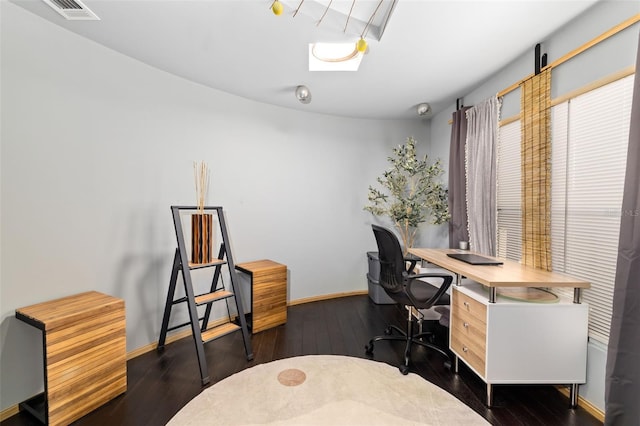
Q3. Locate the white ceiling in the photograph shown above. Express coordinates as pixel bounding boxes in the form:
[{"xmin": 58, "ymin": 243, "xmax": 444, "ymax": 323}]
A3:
[{"xmin": 12, "ymin": 0, "xmax": 600, "ymax": 120}]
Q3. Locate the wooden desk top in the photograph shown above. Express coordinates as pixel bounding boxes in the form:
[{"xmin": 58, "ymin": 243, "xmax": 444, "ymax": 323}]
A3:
[{"xmin": 408, "ymin": 248, "xmax": 590, "ymax": 289}]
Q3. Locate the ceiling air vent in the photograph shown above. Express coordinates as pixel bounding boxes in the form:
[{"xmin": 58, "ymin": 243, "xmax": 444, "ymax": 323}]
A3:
[{"xmin": 42, "ymin": 0, "xmax": 100, "ymax": 20}]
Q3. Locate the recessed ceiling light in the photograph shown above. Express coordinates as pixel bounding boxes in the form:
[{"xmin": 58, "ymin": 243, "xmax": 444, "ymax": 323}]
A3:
[
  {"xmin": 417, "ymin": 103, "xmax": 431, "ymax": 116},
  {"xmin": 295, "ymin": 85, "xmax": 312, "ymax": 104},
  {"xmin": 309, "ymin": 43, "xmax": 363, "ymax": 72}
]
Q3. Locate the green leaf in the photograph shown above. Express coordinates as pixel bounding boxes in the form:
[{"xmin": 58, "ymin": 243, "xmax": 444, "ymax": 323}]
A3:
[{"xmin": 364, "ymin": 136, "xmax": 450, "ymax": 248}]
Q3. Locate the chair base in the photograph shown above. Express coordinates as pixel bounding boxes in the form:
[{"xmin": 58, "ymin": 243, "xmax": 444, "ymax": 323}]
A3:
[{"xmin": 365, "ymin": 307, "xmax": 451, "ymax": 375}]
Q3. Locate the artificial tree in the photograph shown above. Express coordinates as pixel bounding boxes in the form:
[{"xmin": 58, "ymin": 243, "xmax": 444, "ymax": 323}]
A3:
[{"xmin": 365, "ymin": 137, "xmax": 450, "ymax": 253}]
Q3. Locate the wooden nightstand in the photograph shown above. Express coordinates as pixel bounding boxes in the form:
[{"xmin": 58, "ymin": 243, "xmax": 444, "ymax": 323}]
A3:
[{"xmin": 15, "ymin": 291, "xmax": 127, "ymax": 425}]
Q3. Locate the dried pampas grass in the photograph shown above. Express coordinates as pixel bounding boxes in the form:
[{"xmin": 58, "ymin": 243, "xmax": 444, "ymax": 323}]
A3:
[{"xmin": 194, "ymin": 161, "xmax": 209, "ymax": 213}]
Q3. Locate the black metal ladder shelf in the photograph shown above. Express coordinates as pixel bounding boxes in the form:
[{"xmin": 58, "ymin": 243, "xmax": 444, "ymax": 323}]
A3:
[{"xmin": 157, "ymin": 206, "xmax": 253, "ymax": 385}]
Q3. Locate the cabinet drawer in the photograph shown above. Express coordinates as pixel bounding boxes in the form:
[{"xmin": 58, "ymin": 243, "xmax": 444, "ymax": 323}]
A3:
[
  {"xmin": 451, "ymin": 314, "xmax": 486, "ymax": 353},
  {"xmin": 452, "ymin": 288, "xmax": 487, "ymax": 325},
  {"xmin": 451, "ymin": 334, "xmax": 486, "ymax": 376}
]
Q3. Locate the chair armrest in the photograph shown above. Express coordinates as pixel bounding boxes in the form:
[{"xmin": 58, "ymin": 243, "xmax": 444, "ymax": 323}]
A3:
[
  {"xmin": 405, "ymin": 274, "xmax": 453, "ymax": 308},
  {"xmin": 409, "ymin": 272, "xmax": 451, "ymax": 281},
  {"xmin": 403, "ymin": 253, "xmax": 421, "ymax": 273}
]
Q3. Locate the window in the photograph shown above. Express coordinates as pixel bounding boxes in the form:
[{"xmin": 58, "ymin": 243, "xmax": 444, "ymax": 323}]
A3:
[{"xmin": 497, "ymin": 74, "xmax": 633, "ymax": 344}]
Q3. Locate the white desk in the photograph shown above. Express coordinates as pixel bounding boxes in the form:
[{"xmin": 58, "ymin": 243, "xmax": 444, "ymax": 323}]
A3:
[{"xmin": 408, "ymin": 248, "xmax": 590, "ymax": 407}]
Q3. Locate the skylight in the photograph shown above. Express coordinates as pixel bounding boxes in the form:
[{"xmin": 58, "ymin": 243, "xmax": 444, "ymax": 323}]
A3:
[{"xmin": 309, "ymin": 43, "xmax": 363, "ymax": 72}]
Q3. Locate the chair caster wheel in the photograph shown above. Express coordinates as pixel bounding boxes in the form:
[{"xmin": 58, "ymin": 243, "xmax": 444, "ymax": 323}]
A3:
[
  {"xmin": 384, "ymin": 326, "xmax": 393, "ymax": 335},
  {"xmin": 399, "ymin": 365, "xmax": 410, "ymax": 375},
  {"xmin": 365, "ymin": 343, "xmax": 374, "ymax": 355}
]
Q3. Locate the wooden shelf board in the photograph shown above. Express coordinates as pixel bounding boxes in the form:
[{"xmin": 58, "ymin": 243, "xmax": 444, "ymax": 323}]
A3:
[
  {"xmin": 194, "ymin": 290, "xmax": 234, "ymax": 305},
  {"xmin": 201, "ymin": 322, "xmax": 240, "ymax": 343},
  {"xmin": 188, "ymin": 259, "xmax": 226, "ymax": 270}
]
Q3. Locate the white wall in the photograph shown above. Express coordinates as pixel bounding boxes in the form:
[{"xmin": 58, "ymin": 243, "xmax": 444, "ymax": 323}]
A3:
[
  {"xmin": 0, "ymin": 2, "xmax": 435, "ymax": 410},
  {"xmin": 428, "ymin": 0, "xmax": 640, "ymax": 413}
]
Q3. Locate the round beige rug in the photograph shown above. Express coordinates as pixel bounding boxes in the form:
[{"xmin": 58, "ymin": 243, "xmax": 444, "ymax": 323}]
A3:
[{"xmin": 168, "ymin": 355, "xmax": 489, "ymax": 425}]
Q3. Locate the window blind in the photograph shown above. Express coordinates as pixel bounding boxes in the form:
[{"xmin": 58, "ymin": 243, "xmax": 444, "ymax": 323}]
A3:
[
  {"xmin": 497, "ymin": 120, "xmax": 522, "ymax": 261},
  {"xmin": 550, "ymin": 103, "xmax": 569, "ymax": 273},
  {"xmin": 550, "ymin": 75, "xmax": 632, "ymax": 344}
]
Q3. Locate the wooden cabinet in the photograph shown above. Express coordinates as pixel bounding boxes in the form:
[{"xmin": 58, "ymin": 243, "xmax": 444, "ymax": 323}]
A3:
[
  {"xmin": 235, "ymin": 260, "xmax": 287, "ymax": 334},
  {"xmin": 15, "ymin": 291, "xmax": 127, "ymax": 426},
  {"xmin": 450, "ymin": 283, "xmax": 588, "ymax": 405}
]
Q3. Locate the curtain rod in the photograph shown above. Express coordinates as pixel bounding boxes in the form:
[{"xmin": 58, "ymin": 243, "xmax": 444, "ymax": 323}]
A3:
[
  {"xmin": 499, "ymin": 64, "xmax": 636, "ymax": 127},
  {"xmin": 497, "ymin": 13, "xmax": 640, "ymax": 99}
]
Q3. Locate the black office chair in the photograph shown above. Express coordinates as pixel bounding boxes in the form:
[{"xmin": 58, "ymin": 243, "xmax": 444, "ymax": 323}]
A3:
[{"xmin": 365, "ymin": 225, "xmax": 453, "ymax": 375}]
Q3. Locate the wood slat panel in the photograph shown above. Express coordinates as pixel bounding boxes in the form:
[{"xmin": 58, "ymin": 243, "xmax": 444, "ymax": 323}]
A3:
[
  {"xmin": 520, "ymin": 69, "xmax": 552, "ymax": 271},
  {"xmin": 48, "ymin": 357, "xmax": 126, "ymax": 408},
  {"xmin": 15, "ymin": 292, "xmax": 126, "ymax": 426},
  {"xmin": 253, "ymin": 269, "xmax": 287, "ymax": 280},
  {"xmin": 253, "ymin": 312, "xmax": 288, "ymax": 331},
  {"xmin": 236, "ymin": 259, "xmax": 284, "ymax": 275},
  {"xmin": 253, "ymin": 298, "xmax": 287, "ymax": 312},
  {"xmin": 191, "ymin": 213, "xmax": 213, "ymax": 264},
  {"xmin": 47, "ymin": 331, "xmax": 126, "ymax": 382},
  {"xmin": 48, "ymin": 321, "xmax": 125, "ymax": 366},
  {"xmin": 47, "ymin": 322, "xmax": 126, "ymax": 425},
  {"xmin": 46, "ymin": 309, "xmax": 124, "ymax": 347},
  {"xmin": 49, "ymin": 373, "xmax": 126, "ymax": 426},
  {"xmin": 16, "ymin": 291, "xmax": 121, "ymax": 331},
  {"xmin": 236, "ymin": 260, "xmax": 288, "ymax": 334}
]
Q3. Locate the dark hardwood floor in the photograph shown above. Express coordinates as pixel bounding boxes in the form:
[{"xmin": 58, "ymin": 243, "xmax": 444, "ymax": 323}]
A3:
[{"xmin": 3, "ymin": 295, "xmax": 602, "ymax": 426}]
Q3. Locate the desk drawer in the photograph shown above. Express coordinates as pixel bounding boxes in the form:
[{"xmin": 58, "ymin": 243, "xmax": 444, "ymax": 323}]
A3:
[
  {"xmin": 452, "ymin": 289, "xmax": 487, "ymax": 325},
  {"xmin": 451, "ymin": 313, "xmax": 486, "ymax": 353},
  {"xmin": 451, "ymin": 334, "xmax": 486, "ymax": 375}
]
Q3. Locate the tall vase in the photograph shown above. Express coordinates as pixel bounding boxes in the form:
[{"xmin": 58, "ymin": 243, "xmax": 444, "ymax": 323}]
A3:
[{"xmin": 191, "ymin": 213, "xmax": 213, "ymax": 264}]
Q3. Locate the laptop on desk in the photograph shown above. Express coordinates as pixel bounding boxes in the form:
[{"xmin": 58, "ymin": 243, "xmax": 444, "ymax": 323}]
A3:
[{"xmin": 446, "ymin": 252, "xmax": 504, "ymax": 265}]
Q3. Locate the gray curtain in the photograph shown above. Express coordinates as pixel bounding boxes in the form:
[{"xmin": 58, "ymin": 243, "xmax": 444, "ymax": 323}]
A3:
[
  {"xmin": 449, "ymin": 107, "xmax": 471, "ymax": 248},
  {"xmin": 465, "ymin": 96, "xmax": 501, "ymax": 256},
  {"xmin": 605, "ymin": 32, "xmax": 640, "ymax": 426}
]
